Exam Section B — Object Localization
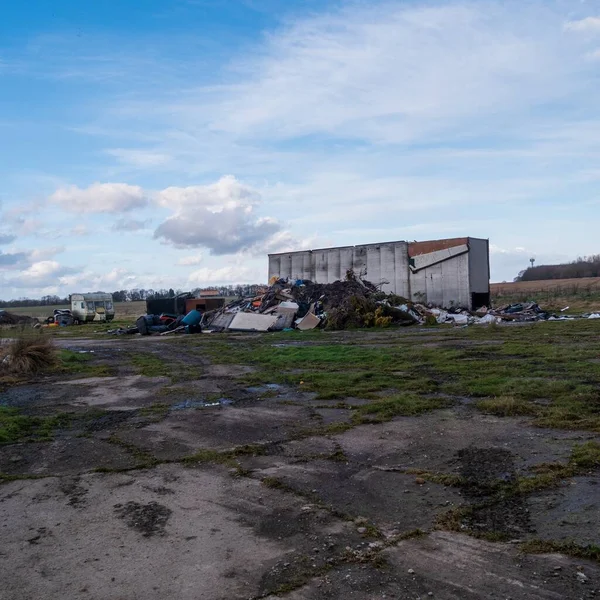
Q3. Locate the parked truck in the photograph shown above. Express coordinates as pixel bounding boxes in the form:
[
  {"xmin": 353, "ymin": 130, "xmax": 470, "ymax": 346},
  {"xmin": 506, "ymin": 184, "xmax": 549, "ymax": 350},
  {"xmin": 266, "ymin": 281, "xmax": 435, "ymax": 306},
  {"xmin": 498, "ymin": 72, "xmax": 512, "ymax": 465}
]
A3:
[{"xmin": 70, "ymin": 293, "xmax": 115, "ymax": 324}]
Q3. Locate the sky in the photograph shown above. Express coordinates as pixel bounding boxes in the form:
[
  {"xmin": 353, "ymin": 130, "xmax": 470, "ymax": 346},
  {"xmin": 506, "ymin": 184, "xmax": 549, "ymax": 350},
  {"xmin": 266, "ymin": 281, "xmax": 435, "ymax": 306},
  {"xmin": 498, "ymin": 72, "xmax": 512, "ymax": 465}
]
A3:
[{"xmin": 1, "ymin": 0, "xmax": 600, "ymax": 299}]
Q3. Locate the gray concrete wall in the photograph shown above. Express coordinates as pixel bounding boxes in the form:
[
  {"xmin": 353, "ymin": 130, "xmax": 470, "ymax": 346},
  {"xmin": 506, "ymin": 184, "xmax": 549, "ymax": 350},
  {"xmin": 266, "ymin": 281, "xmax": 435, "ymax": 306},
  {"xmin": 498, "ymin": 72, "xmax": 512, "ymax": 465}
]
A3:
[
  {"xmin": 468, "ymin": 238, "xmax": 490, "ymax": 294},
  {"xmin": 409, "ymin": 253, "xmax": 471, "ymax": 308},
  {"xmin": 268, "ymin": 238, "xmax": 488, "ymax": 308},
  {"xmin": 268, "ymin": 242, "xmax": 411, "ymax": 296}
]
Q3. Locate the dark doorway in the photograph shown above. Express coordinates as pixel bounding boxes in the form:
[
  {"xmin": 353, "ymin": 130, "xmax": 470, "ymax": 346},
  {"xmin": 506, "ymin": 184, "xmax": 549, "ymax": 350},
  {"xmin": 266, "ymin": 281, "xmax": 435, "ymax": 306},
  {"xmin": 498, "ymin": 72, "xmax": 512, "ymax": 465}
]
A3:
[{"xmin": 471, "ymin": 292, "xmax": 490, "ymax": 310}]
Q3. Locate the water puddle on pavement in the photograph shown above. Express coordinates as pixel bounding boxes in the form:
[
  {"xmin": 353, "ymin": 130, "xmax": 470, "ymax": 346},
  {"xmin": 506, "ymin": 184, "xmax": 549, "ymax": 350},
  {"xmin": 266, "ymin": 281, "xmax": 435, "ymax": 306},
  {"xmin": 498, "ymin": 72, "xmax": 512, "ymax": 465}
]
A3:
[{"xmin": 171, "ymin": 398, "xmax": 234, "ymax": 410}]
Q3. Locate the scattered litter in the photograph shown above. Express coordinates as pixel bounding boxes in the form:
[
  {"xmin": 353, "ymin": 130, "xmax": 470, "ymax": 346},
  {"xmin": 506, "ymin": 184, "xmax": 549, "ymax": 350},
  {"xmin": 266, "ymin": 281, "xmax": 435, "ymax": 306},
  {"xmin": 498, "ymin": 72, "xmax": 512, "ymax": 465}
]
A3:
[
  {"xmin": 229, "ymin": 312, "xmax": 279, "ymax": 332},
  {"xmin": 474, "ymin": 314, "xmax": 501, "ymax": 325},
  {"xmin": 295, "ymin": 312, "xmax": 321, "ymax": 331}
]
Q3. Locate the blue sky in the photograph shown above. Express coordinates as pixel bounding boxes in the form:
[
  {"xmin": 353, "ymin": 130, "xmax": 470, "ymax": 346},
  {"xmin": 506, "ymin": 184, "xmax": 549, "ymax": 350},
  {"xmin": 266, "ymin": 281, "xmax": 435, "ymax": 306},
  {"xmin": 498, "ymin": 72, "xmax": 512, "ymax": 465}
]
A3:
[{"xmin": 1, "ymin": 0, "xmax": 600, "ymax": 299}]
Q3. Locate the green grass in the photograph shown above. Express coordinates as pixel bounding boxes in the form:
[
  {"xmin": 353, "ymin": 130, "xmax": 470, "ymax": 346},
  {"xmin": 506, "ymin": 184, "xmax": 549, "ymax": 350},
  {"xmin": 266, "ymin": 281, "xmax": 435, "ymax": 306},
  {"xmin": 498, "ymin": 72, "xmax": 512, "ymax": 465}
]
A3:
[
  {"xmin": 476, "ymin": 396, "xmax": 539, "ymax": 417},
  {"xmin": 0, "ymin": 407, "xmax": 71, "ymax": 444},
  {"xmin": 129, "ymin": 353, "xmax": 172, "ymax": 377},
  {"xmin": 519, "ymin": 539, "xmax": 600, "ymax": 562},
  {"xmin": 404, "ymin": 468, "xmax": 464, "ymax": 486},
  {"xmin": 352, "ymin": 394, "xmax": 451, "ymax": 422},
  {"xmin": 569, "ymin": 440, "xmax": 600, "ymax": 468},
  {"xmin": 59, "ymin": 349, "xmax": 112, "ymax": 376},
  {"xmin": 138, "ymin": 402, "xmax": 170, "ymax": 418},
  {"xmin": 183, "ymin": 320, "xmax": 600, "ymax": 432},
  {"xmin": 513, "ymin": 441, "xmax": 600, "ymax": 494}
]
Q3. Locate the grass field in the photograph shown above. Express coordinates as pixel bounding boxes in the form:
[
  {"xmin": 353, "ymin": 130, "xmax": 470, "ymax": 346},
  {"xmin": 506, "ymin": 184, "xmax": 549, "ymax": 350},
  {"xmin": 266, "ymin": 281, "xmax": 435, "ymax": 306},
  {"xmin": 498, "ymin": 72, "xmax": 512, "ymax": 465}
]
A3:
[
  {"xmin": 2, "ymin": 301, "xmax": 147, "ymax": 320},
  {"xmin": 491, "ymin": 277, "xmax": 600, "ymax": 312}
]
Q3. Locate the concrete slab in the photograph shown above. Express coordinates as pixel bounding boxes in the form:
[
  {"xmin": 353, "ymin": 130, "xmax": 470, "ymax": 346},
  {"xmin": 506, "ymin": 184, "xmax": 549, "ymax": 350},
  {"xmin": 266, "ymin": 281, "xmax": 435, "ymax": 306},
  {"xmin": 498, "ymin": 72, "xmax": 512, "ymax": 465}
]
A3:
[
  {"xmin": 334, "ymin": 410, "xmax": 593, "ymax": 476},
  {"xmin": 528, "ymin": 474, "xmax": 600, "ymax": 546},
  {"xmin": 0, "ymin": 464, "xmax": 359, "ymax": 600},
  {"xmin": 266, "ymin": 532, "xmax": 600, "ymax": 599},
  {"xmin": 114, "ymin": 404, "xmax": 317, "ymax": 459},
  {"xmin": 57, "ymin": 376, "xmax": 170, "ymax": 411},
  {"xmin": 0, "ymin": 438, "xmax": 137, "ymax": 476},
  {"xmin": 246, "ymin": 459, "xmax": 463, "ymax": 532}
]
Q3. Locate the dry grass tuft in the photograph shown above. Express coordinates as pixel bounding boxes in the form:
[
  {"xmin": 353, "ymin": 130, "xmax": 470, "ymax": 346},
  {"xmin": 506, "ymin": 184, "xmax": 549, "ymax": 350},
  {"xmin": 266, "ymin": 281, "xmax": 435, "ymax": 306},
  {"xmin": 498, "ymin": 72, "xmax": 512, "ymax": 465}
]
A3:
[
  {"xmin": 476, "ymin": 396, "xmax": 538, "ymax": 417},
  {"xmin": 0, "ymin": 334, "xmax": 58, "ymax": 375}
]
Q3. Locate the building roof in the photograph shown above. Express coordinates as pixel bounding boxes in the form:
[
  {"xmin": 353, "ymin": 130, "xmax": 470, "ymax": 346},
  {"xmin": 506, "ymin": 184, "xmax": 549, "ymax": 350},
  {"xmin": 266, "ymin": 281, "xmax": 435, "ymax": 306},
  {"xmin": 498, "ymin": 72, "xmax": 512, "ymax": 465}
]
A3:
[
  {"xmin": 408, "ymin": 237, "xmax": 469, "ymax": 258},
  {"xmin": 269, "ymin": 237, "xmax": 487, "ymax": 258},
  {"xmin": 199, "ymin": 289, "xmax": 220, "ymax": 297}
]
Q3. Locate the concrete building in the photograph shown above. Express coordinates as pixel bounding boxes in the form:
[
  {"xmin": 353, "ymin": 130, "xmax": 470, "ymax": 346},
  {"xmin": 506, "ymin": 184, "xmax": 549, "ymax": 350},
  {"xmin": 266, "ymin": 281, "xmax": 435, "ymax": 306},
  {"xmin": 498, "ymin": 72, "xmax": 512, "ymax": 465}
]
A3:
[{"xmin": 268, "ymin": 237, "xmax": 490, "ymax": 309}]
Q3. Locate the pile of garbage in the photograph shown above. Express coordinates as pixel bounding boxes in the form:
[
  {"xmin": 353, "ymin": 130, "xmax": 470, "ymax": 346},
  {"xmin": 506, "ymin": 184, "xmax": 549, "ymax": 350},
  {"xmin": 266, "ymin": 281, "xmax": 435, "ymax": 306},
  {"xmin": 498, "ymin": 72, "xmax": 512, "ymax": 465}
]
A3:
[
  {"xmin": 107, "ymin": 310, "xmax": 204, "ymax": 336},
  {"xmin": 204, "ymin": 274, "xmax": 424, "ymax": 332},
  {"xmin": 0, "ymin": 311, "xmax": 39, "ymax": 327},
  {"xmin": 423, "ymin": 302, "xmax": 600, "ymax": 326},
  {"xmin": 203, "ymin": 279, "xmax": 600, "ymax": 332},
  {"xmin": 106, "ymin": 277, "xmax": 600, "ymax": 336}
]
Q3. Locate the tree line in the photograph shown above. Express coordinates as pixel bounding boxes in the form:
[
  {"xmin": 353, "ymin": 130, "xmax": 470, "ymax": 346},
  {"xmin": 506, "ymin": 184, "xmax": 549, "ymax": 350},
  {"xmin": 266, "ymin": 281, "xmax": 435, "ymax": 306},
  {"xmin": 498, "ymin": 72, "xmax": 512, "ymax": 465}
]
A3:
[
  {"xmin": 515, "ymin": 255, "xmax": 600, "ymax": 282},
  {"xmin": 0, "ymin": 284, "xmax": 267, "ymax": 308}
]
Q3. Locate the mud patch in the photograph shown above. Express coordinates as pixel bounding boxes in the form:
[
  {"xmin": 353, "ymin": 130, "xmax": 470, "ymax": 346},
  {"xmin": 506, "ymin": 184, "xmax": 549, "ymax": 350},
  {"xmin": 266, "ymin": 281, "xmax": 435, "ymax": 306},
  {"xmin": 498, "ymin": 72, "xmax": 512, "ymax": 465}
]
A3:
[
  {"xmin": 458, "ymin": 447, "xmax": 532, "ymax": 537},
  {"xmin": 59, "ymin": 477, "xmax": 88, "ymax": 507},
  {"xmin": 27, "ymin": 526, "xmax": 52, "ymax": 545},
  {"xmin": 458, "ymin": 447, "xmax": 516, "ymax": 493},
  {"xmin": 203, "ymin": 364, "xmax": 255, "ymax": 378},
  {"xmin": 114, "ymin": 501, "xmax": 172, "ymax": 537},
  {"xmin": 0, "ymin": 438, "xmax": 137, "ymax": 476},
  {"xmin": 528, "ymin": 474, "xmax": 600, "ymax": 546},
  {"xmin": 83, "ymin": 410, "xmax": 136, "ymax": 432},
  {"xmin": 58, "ymin": 376, "xmax": 169, "ymax": 410}
]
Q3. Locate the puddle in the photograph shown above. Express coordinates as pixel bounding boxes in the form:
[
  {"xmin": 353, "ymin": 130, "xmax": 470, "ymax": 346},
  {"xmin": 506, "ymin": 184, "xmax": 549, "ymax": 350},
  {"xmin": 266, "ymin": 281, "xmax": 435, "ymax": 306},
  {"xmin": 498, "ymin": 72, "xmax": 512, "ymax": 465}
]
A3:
[
  {"xmin": 171, "ymin": 398, "xmax": 234, "ymax": 410},
  {"xmin": 245, "ymin": 383, "xmax": 283, "ymax": 394}
]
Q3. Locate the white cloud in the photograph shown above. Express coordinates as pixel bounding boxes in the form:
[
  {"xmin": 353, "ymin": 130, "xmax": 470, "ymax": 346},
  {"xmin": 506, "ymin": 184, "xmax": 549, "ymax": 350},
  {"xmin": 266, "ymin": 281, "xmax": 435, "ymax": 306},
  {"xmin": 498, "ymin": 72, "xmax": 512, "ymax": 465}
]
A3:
[
  {"xmin": 0, "ymin": 233, "xmax": 16, "ymax": 245},
  {"xmin": 0, "ymin": 251, "xmax": 29, "ymax": 268},
  {"xmin": 187, "ymin": 265, "xmax": 260, "ymax": 285},
  {"xmin": 10, "ymin": 260, "xmax": 78, "ymax": 287},
  {"xmin": 111, "ymin": 217, "xmax": 151, "ymax": 232},
  {"xmin": 587, "ymin": 48, "xmax": 600, "ymax": 61},
  {"xmin": 564, "ymin": 17, "xmax": 600, "ymax": 33},
  {"xmin": 71, "ymin": 224, "xmax": 89, "ymax": 236},
  {"xmin": 29, "ymin": 246, "xmax": 65, "ymax": 261},
  {"xmin": 154, "ymin": 175, "xmax": 284, "ymax": 254},
  {"xmin": 50, "ymin": 182, "xmax": 149, "ymax": 213},
  {"xmin": 9, "ymin": 217, "xmax": 43, "ymax": 236},
  {"xmin": 59, "ymin": 267, "xmax": 138, "ymax": 291},
  {"xmin": 248, "ymin": 230, "xmax": 318, "ymax": 255},
  {"xmin": 106, "ymin": 148, "xmax": 172, "ymax": 168},
  {"xmin": 177, "ymin": 254, "xmax": 203, "ymax": 266},
  {"xmin": 196, "ymin": 3, "xmax": 574, "ymax": 144}
]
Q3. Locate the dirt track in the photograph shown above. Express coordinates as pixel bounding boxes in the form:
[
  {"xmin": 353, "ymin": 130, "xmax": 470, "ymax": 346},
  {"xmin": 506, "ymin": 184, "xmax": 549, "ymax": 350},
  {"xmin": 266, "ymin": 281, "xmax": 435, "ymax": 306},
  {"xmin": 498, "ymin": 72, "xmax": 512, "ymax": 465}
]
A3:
[{"xmin": 1, "ymin": 333, "xmax": 600, "ymax": 599}]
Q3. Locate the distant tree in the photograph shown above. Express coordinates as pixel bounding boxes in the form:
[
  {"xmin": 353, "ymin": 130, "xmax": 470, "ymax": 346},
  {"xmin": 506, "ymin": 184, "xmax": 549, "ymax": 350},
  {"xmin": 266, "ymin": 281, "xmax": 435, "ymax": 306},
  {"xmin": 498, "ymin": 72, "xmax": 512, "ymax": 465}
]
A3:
[{"xmin": 516, "ymin": 256, "xmax": 600, "ymax": 281}]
